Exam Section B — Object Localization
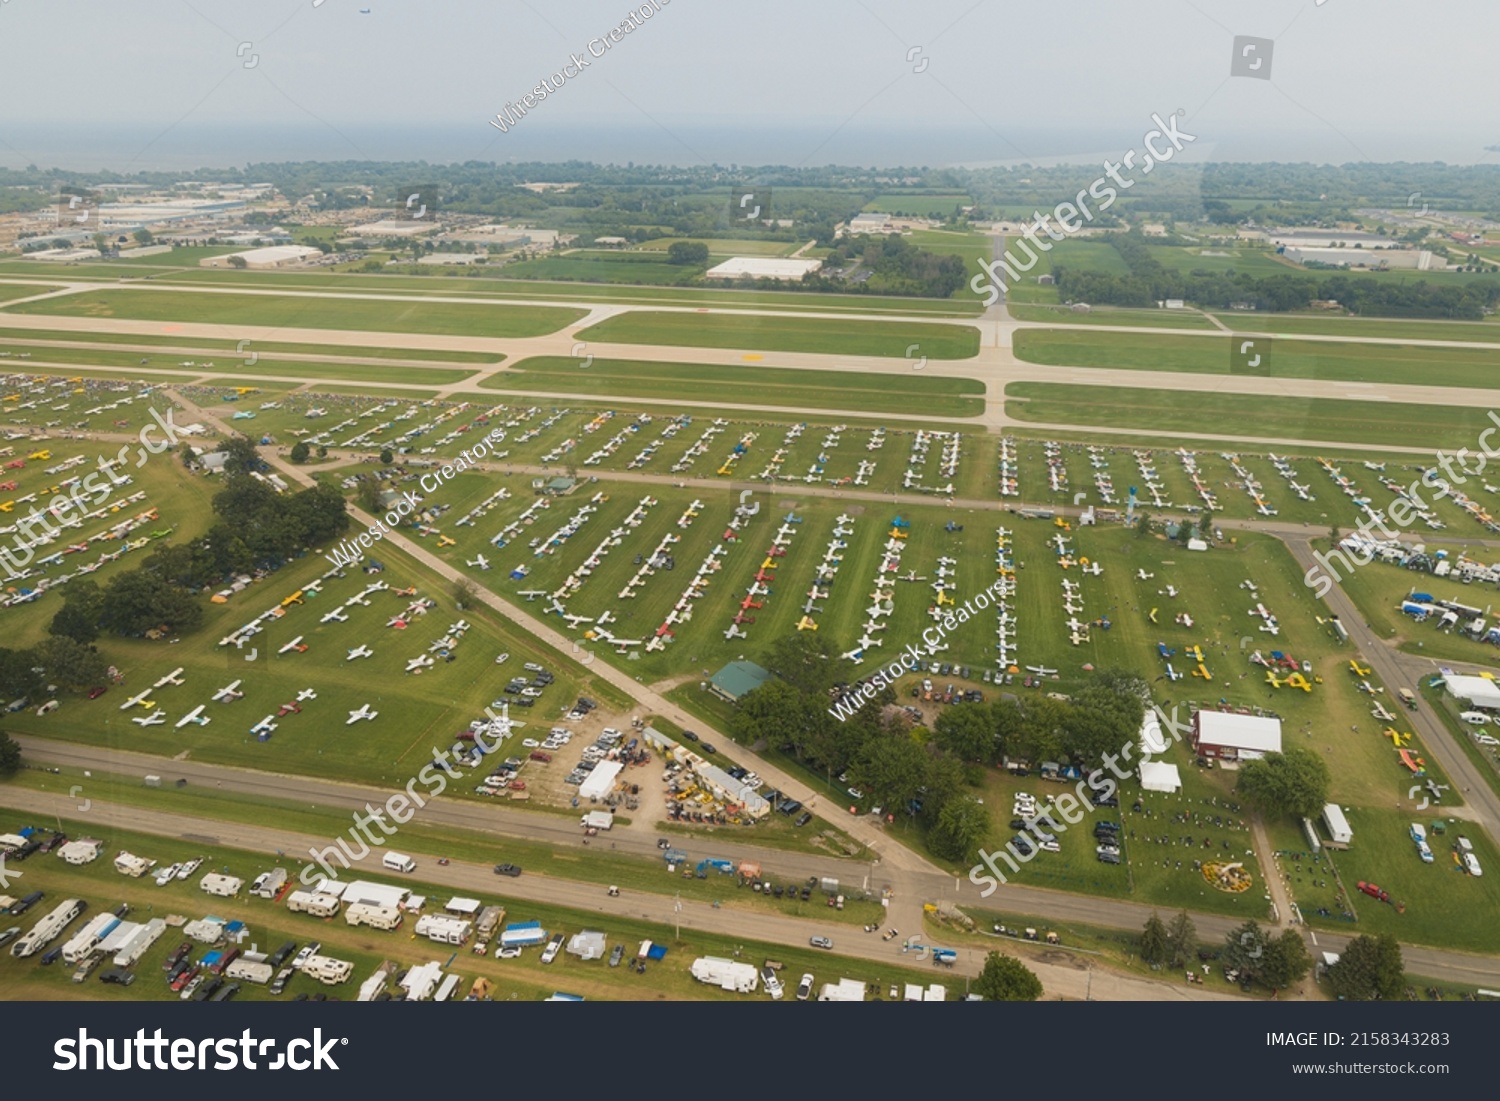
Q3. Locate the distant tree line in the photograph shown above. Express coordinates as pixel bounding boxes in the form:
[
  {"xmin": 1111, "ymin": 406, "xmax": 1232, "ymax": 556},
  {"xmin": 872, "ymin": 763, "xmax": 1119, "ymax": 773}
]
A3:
[{"xmin": 1054, "ymin": 230, "xmax": 1500, "ymax": 318}]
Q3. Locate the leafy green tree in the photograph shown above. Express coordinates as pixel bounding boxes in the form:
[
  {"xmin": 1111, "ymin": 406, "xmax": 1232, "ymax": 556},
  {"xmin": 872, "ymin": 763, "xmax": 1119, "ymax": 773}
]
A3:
[
  {"xmin": 666, "ymin": 241, "xmax": 709, "ymax": 264},
  {"xmin": 1166, "ymin": 910, "xmax": 1197, "ymax": 967},
  {"xmin": 933, "ymin": 704, "xmax": 997, "ymax": 763},
  {"xmin": 1139, "ymin": 913, "xmax": 1170, "ymax": 966},
  {"xmin": 730, "ymin": 679, "xmax": 811, "ymax": 754},
  {"xmin": 0, "ymin": 730, "xmax": 19, "ymax": 777},
  {"xmin": 1260, "ymin": 930, "xmax": 1314, "ymax": 991},
  {"xmin": 36, "ymin": 636, "xmax": 109, "ymax": 692},
  {"xmin": 379, "ymin": 448, "xmax": 394, "ymax": 465},
  {"xmin": 0, "ymin": 648, "xmax": 45, "ymax": 701},
  {"xmin": 1222, "ymin": 920, "xmax": 1268, "ymax": 982},
  {"xmin": 1237, "ymin": 748, "xmax": 1331, "ymax": 819},
  {"xmin": 928, "ymin": 797, "xmax": 988, "ymax": 861},
  {"xmin": 764, "ymin": 632, "xmax": 852, "ymax": 698},
  {"xmin": 98, "ymin": 569, "xmax": 204, "ymax": 636},
  {"xmin": 851, "ymin": 730, "xmax": 928, "ymax": 811},
  {"xmin": 973, "ymin": 952, "xmax": 1043, "ymax": 1001},
  {"xmin": 289, "ymin": 441, "xmax": 311, "ymax": 463},
  {"xmin": 1327, "ymin": 934, "xmax": 1405, "ymax": 1001},
  {"xmin": 48, "ymin": 579, "xmax": 104, "ymax": 644}
]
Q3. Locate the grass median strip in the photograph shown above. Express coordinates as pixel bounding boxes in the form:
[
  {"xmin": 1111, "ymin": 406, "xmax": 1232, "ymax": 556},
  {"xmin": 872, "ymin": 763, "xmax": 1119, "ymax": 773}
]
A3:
[
  {"xmin": 484, "ymin": 356, "xmax": 986, "ymax": 417},
  {"xmin": 577, "ymin": 310, "xmax": 981, "ymax": 359}
]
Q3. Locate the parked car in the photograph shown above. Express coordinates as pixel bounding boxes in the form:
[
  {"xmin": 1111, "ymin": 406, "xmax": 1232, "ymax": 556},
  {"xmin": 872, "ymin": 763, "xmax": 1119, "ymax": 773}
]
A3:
[
  {"xmin": 761, "ymin": 966, "xmax": 784, "ymax": 1000},
  {"xmin": 540, "ymin": 934, "xmax": 564, "ymax": 964},
  {"xmin": 269, "ymin": 968, "xmax": 293, "ymax": 996},
  {"xmin": 809, "ymin": 936, "xmax": 834, "ymax": 950},
  {"xmin": 794, "ymin": 812, "xmax": 812, "ymax": 828},
  {"xmin": 609, "ymin": 944, "xmax": 624, "ymax": 968},
  {"xmin": 494, "ymin": 863, "xmax": 523, "ymax": 877},
  {"xmin": 796, "ymin": 972, "xmax": 814, "ymax": 1001},
  {"xmin": 1097, "ymin": 851, "xmax": 1121, "ymax": 865},
  {"xmin": 99, "ymin": 968, "xmax": 135, "ymax": 986},
  {"xmin": 700, "ymin": 743, "xmax": 717, "ymax": 755},
  {"xmin": 496, "ymin": 945, "xmax": 522, "ymax": 960},
  {"xmin": 0, "ymin": 927, "xmax": 21, "ymax": 948}
]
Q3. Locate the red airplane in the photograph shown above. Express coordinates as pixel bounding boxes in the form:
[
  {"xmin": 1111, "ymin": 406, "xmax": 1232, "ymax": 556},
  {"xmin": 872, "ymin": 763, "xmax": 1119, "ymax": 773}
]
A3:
[
  {"xmin": 754, "ymin": 570, "xmax": 775, "ymax": 583},
  {"xmin": 655, "ymin": 624, "xmax": 675, "ymax": 638},
  {"xmin": 739, "ymin": 596, "xmax": 763, "ymax": 610},
  {"xmin": 765, "ymin": 545, "xmax": 786, "ymax": 557},
  {"xmin": 733, "ymin": 612, "xmax": 756, "ymax": 625}
]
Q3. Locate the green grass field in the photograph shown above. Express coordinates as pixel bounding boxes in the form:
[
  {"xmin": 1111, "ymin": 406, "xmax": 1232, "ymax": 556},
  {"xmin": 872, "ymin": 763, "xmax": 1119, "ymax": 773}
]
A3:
[
  {"xmin": 480, "ymin": 356, "xmax": 985, "ymax": 417},
  {"xmin": 1212, "ymin": 313, "xmax": 1500, "ymax": 342},
  {"xmin": 3, "ymin": 289, "xmax": 586, "ymax": 339},
  {"xmin": 576, "ymin": 311, "xmax": 981, "ymax": 360},
  {"xmin": 0, "ymin": 327, "xmax": 500, "ymax": 363},
  {"xmin": 0, "ymin": 282, "xmax": 62, "ymax": 303},
  {"xmin": 1008, "ymin": 305, "xmax": 1220, "ymax": 329},
  {"xmin": 500, "ymin": 252, "xmax": 702, "ymax": 285},
  {"xmin": 1006, "ymin": 382, "xmax": 1491, "ymax": 449},
  {"xmin": 0, "ymin": 262, "xmax": 984, "ymax": 317},
  {"xmin": 1013, "ymin": 329, "xmax": 1500, "ymax": 391},
  {"xmin": 864, "ymin": 194, "xmax": 971, "ymax": 216}
]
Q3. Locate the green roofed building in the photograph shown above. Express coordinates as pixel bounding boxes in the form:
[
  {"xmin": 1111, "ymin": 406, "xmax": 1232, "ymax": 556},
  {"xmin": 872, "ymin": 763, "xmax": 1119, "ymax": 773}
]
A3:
[{"xmin": 710, "ymin": 661, "xmax": 772, "ymax": 702}]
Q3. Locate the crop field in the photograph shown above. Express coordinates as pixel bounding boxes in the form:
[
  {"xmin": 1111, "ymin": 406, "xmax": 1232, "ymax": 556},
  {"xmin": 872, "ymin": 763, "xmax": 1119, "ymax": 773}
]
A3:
[
  {"xmin": 481, "ymin": 356, "xmax": 986, "ymax": 418},
  {"xmin": 1013, "ymin": 329, "xmax": 1500, "ymax": 391},
  {"xmin": 576, "ymin": 311, "xmax": 980, "ymax": 360},
  {"xmin": 3, "ymin": 289, "xmax": 587, "ymax": 339},
  {"xmin": 1146, "ymin": 246, "xmax": 1293, "ymax": 277}
]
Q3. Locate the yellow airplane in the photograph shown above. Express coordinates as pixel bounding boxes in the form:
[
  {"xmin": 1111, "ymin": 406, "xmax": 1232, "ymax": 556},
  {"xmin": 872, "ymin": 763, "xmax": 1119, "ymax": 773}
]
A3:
[
  {"xmin": 1285, "ymin": 673, "xmax": 1312, "ymax": 692},
  {"xmin": 28, "ymin": 450, "xmax": 50, "ymax": 461},
  {"xmin": 935, "ymin": 590, "xmax": 954, "ymax": 606},
  {"xmin": 1192, "ymin": 663, "xmax": 1213, "ymax": 680},
  {"xmin": 233, "ymin": 387, "xmax": 259, "ymax": 396},
  {"xmin": 281, "ymin": 591, "xmax": 305, "ymax": 607},
  {"xmin": 1383, "ymin": 727, "xmax": 1411, "ymax": 747},
  {"xmin": 796, "ymin": 615, "xmax": 819, "ymax": 632},
  {"xmin": 759, "ymin": 557, "xmax": 778, "ymax": 570},
  {"xmin": 1348, "ymin": 660, "xmax": 1372, "ymax": 677},
  {"xmin": 0, "ymin": 501, "xmax": 12, "ymax": 513},
  {"xmin": 436, "ymin": 535, "xmax": 456, "ymax": 547},
  {"xmin": 1148, "ymin": 607, "xmax": 1158, "ymax": 623},
  {"xmin": 888, "ymin": 528, "xmax": 908, "ymax": 539},
  {"xmin": 1265, "ymin": 671, "xmax": 1284, "ymax": 688},
  {"xmin": 717, "ymin": 464, "xmax": 734, "ymax": 476}
]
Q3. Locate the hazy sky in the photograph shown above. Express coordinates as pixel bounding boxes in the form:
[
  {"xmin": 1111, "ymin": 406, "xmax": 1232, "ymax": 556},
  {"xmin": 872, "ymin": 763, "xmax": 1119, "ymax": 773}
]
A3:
[{"xmin": 1, "ymin": 0, "xmax": 1496, "ymax": 170}]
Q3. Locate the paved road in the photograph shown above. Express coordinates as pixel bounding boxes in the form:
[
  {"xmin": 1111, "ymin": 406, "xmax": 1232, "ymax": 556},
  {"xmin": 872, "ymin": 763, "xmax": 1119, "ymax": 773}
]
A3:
[{"xmin": 0, "ymin": 786, "xmax": 1238, "ymax": 1001}]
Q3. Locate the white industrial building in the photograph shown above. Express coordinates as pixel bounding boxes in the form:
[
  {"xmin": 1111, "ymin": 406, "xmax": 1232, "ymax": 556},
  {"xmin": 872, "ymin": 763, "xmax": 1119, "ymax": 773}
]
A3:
[
  {"xmin": 348, "ymin": 219, "xmax": 436, "ymax": 238},
  {"xmin": 704, "ymin": 257, "xmax": 822, "ymax": 281},
  {"xmin": 578, "ymin": 759, "xmax": 624, "ymax": 802},
  {"xmin": 1284, "ymin": 246, "xmax": 1439, "ymax": 270},
  {"xmin": 199, "ymin": 245, "xmax": 323, "ymax": 269}
]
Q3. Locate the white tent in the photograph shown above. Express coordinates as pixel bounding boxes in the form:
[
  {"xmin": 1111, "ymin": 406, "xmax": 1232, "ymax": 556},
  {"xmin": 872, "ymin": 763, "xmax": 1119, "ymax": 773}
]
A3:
[
  {"xmin": 1139, "ymin": 760, "xmax": 1182, "ymax": 793},
  {"xmin": 1139, "ymin": 712, "xmax": 1168, "ymax": 756},
  {"xmin": 1444, "ymin": 674, "xmax": 1500, "ymax": 710},
  {"xmin": 567, "ymin": 930, "xmax": 607, "ymax": 961},
  {"xmin": 578, "ymin": 760, "xmax": 623, "ymax": 802}
]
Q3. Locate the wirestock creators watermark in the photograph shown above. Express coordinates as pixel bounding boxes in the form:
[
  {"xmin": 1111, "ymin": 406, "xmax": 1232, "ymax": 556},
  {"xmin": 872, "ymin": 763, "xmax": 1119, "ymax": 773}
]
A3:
[
  {"xmin": 969, "ymin": 112, "xmax": 1197, "ymax": 306},
  {"xmin": 489, "ymin": 0, "xmax": 670, "ymax": 132}
]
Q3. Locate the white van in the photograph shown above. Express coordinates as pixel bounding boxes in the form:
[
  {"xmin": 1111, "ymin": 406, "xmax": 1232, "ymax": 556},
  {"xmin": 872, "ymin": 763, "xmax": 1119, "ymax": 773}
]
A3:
[
  {"xmin": 382, "ymin": 852, "xmax": 416, "ymax": 873},
  {"xmin": 1460, "ymin": 711, "xmax": 1490, "ymax": 725}
]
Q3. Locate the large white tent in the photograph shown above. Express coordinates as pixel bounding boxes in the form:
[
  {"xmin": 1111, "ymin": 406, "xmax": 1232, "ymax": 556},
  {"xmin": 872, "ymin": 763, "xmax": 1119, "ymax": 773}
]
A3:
[
  {"xmin": 1139, "ymin": 760, "xmax": 1182, "ymax": 793},
  {"xmin": 578, "ymin": 759, "xmax": 623, "ymax": 802},
  {"xmin": 1443, "ymin": 674, "xmax": 1500, "ymax": 710}
]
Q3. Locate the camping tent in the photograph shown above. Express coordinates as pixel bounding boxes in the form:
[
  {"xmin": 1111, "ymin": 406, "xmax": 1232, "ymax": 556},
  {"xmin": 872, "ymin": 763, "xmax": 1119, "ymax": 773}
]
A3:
[{"xmin": 1139, "ymin": 760, "xmax": 1182, "ymax": 793}]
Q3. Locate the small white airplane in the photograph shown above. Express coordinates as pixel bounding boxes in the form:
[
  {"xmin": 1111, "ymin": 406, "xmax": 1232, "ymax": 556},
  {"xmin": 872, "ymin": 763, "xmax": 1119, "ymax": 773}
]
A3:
[
  {"xmin": 1164, "ymin": 664, "xmax": 1183, "ymax": 682},
  {"xmin": 857, "ymin": 632, "xmax": 881, "ymax": 651},
  {"xmin": 1026, "ymin": 665, "xmax": 1058, "ymax": 677},
  {"xmin": 405, "ymin": 655, "xmax": 435, "ymax": 673},
  {"xmin": 1136, "ymin": 569, "xmax": 1154, "ymax": 581},
  {"xmin": 1159, "ymin": 585, "xmax": 1179, "ymax": 598},
  {"xmin": 561, "ymin": 612, "xmax": 595, "ymax": 628},
  {"xmin": 153, "ymin": 667, "xmax": 186, "ymax": 688},
  {"xmin": 347, "ymin": 704, "xmax": 378, "ymax": 725},
  {"xmin": 723, "ymin": 624, "xmax": 747, "ymax": 640},
  {"xmin": 131, "ymin": 712, "xmax": 167, "ymax": 727},
  {"xmin": 346, "ymin": 644, "xmax": 374, "ymax": 661},
  {"xmin": 278, "ymin": 636, "xmax": 306, "ymax": 654},
  {"xmin": 250, "ymin": 715, "xmax": 278, "ymax": 737},
  {"xmin": 320, "ymin": 608, "xmax": 349, "ymax": 624},
  {"xmin": 175, "ymin": 705, "xmax": 209, "ymax": 729},
  {"xmin": 467, "ymin": 554, "xmax": 491, "ymax": 570},
  {"xmin": 212, "ymin": 680, "xmax": 244, "ymax": 703},
  {"xmin": 517, "ymin": 590, "xmax": 548, "ymax": 601},
  {"xmin": 544, "ymin": 598, "xmax": 566, "ymax": 617},
  {"xmin": 119, "ymin": 690, "xmax": 154, "ymax": 711},
  {"xmin": 1082, "ymin": 562, "xmax": 1102, "ymax": 576},
  {"xmin": 296, "ymin": 688, "xmax": 318, "ymax": 702}
]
